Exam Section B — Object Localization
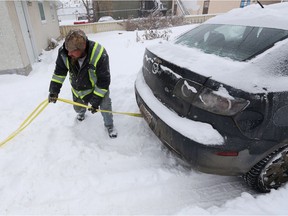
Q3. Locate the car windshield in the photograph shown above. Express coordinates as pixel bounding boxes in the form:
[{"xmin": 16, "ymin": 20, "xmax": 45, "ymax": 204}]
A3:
[{"xmin": 175, "ymin": 24, "xmax": 288, "ymax": 61}]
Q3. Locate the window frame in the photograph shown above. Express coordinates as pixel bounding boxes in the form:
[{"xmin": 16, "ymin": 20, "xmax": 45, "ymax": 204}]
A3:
[{"xmin": 38, "ymin": 1, "xmax": 46, "ymax": 23}]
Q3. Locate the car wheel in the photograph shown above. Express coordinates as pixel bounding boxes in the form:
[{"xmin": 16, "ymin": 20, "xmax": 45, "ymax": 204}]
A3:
[{"xmin": 244, "ymin": 145, "xmax": 288, "ymax": 193}]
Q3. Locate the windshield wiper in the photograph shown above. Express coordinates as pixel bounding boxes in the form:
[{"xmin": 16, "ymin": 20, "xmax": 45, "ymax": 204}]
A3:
[{"xmin": 257, "ymin": 1, "xmax": 264, "ymax": 8}]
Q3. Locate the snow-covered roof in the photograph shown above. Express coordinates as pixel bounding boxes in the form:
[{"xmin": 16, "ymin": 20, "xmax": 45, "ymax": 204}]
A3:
[{"xmin": 206, "ymin": 2, "xmax": 288, "ymax": 30}]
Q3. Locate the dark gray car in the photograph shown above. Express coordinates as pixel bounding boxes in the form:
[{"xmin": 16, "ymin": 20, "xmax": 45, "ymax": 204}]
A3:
[{"xmin": 135, "ymin": 3, "xmax": 288, "ymax": 192}]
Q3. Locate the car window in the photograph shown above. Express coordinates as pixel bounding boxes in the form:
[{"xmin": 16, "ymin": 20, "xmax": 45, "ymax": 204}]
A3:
[{"xmin": 175, "ymin": 24, "xmax": 288, "ymax": 61}]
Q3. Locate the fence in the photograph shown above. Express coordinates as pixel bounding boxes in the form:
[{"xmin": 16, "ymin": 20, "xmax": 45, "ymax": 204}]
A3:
[
  {"xmin": 59, "ymin": 14, "xmax": 217, "ymax": 38},
  {"xmin": 60, "ymin": 20, "xmax": 126, "ymax": 37}
]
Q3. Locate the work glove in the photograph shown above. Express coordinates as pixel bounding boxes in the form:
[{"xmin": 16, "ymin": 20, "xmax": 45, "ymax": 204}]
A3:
[
  {"xmin": 48, "ymin": 93, "xmax": 58, "ymax": 103},
  {"xmin": 88, "ymin": 95, "xmax": 102, "ymax": 114},
  {"xmin": 88, "ymin": 106, "xmax": 98, "ymax": 114}
]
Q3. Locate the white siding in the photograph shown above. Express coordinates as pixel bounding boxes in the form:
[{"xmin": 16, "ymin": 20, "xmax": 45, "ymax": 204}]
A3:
[
  {"xmin": 0, "ymin": 1, "xmax": 60, "ymax": 75},
  {"xmin": 0, "ymin": 1, "xmax": 24, "ymax": 72}
]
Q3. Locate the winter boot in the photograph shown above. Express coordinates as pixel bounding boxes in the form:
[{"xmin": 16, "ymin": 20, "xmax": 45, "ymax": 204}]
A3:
[
  {"xmin": 106, "ymin": 125, "xmax": 118, "ymax": 138},
  {"xmin": 77, "ymin": 113, "xmax": 85, "ymax": 121}
]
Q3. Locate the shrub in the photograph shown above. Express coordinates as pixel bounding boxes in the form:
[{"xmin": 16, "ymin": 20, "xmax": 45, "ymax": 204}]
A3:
[
  {"xmin": 126, "ymin": 15, "xmax": 186, "ymax": 41},
  {"xmin": 125, "ymin": 14, "xmax": 185, "ymax": 31}
]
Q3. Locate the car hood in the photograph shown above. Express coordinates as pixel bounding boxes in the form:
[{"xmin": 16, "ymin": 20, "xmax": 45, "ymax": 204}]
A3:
[{"xmin": 147, "ymin": 40, "xmax": 288, "ymax": 94}]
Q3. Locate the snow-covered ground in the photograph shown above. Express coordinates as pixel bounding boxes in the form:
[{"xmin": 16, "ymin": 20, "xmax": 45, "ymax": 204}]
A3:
[{"xmin": 0, "ymin": 25, "xmax": 288, "ymax": 214}]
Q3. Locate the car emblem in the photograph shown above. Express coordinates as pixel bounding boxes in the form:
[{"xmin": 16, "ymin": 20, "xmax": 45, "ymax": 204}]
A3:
[{"xmin": 152, "ymin": 62, "xmax": 160, "ymax": 74}]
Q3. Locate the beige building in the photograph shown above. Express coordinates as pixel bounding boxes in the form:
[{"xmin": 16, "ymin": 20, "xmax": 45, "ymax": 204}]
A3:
[{"xmin": 0, "ymin": 1, "xmax": 61, "ymax": 75}]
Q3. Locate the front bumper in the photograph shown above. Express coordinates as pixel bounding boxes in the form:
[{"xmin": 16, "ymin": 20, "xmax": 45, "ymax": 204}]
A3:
[{"xmin": 135, "ymin": 70, "xmax": 260, "ymax": 176}]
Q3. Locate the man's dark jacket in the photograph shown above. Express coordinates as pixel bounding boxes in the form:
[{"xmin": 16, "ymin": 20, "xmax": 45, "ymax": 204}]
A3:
[{"xmin": 49, "ymin": 39, "xmax": 110, "ymax": 105}]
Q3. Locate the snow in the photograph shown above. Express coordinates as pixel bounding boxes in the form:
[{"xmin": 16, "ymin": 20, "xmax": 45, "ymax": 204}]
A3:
[
  {"xmin": 147, "ymin": 42, "xmax": 280, "ymax": 93},
  {"xmin": 206, "ymin": 2, "xmax": 288, "ymax": 30},
  {"xmin": 135, "ymin": 71, "xmax": 224, "ymax": 145},
  {"xmin": 182, "ymin": 0, "xmax": 201, "ymax": 12},
  {"xmin": 98, "ymin": 16, "xmax": 115, "ymax": 22},
  {"xmin": 1, "ymin": 21, "xmax": 288, "ymax": 216}
]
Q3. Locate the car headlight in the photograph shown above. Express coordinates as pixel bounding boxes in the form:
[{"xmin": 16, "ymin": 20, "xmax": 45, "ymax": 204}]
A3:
[{"xmin": 174, "ymin": 79, "xmax": 250, "ymax": 116}]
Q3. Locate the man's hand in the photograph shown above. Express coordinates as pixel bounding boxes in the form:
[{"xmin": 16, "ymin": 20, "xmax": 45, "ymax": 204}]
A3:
[
  {"xmin": 48, "ymin": 93, "xmax": 58, "ymax": 103},
  {"xmin": 89, "ymin": 95, "xmax": 102, "ymax": 114},
  {"xmin": 88, "ymin": 106, "xmax": 98, "ymax": 114}
]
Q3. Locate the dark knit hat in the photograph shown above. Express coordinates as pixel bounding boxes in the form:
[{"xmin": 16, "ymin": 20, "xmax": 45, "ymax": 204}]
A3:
[{"xmin": 65, "ymin": 29, "xmax": 87, "ymax": 51}]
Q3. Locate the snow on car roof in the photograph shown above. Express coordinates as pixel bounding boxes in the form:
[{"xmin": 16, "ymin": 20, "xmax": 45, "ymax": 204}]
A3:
[{"xmin": 206, "ymin": 2, "xmax": 288, "ymax": 30}]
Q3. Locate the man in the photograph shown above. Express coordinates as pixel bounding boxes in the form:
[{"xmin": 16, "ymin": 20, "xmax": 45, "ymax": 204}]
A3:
[{"xmin": 48, "ymin": 29, "xmax": 117, "ymax": 138}]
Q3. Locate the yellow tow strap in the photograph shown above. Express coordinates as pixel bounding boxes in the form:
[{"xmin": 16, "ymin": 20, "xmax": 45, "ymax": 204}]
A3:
[
  {"xmin": 0, "ymin": 98, "xmax": 142, "ymax": 147},
  {"xmin": 0, "ymin": 99, "xmax": 49, "ymax": 147},
  {"xmin": 57, "ymin": 98, "xmax": 143, "ymax": 117}
]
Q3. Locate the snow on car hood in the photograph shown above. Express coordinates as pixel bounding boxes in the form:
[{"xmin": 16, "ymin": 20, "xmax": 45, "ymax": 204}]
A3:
[
  {"xmin": 147, "ymin": 38, "xmax": 288, "ymax": 94},
  {"xmin": 206, "ymin": 2, "xmax": 288, "ymax": 30}
]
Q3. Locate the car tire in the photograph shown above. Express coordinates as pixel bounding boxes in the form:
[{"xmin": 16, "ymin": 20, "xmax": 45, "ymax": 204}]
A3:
[{"xmin": 243, "ymin": 145, "xmax": 288, "ymax": 193}]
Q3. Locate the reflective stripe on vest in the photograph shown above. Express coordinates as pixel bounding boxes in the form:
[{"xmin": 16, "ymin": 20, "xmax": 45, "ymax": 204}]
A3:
[
  {"xmin": 93, "ymin": 88, "xmax": 108, "ymax": 97},
  {"xmin": 54, "ymin": 43, "xmax": 106, "ymax": 99},
  {"xmin": 88, "ymin": 42, "xmax": 107, "ymax": 98},
  {"xmin": 52, "ymin": 74, "xmax": 66, "ymax": 84},
  {"xmin": 51, "ymin": 55, "xmax": 69, "ymax": 85},
  {"xmin": 71, "ymin": 88, "xmax": 93, "ymax": 99}
]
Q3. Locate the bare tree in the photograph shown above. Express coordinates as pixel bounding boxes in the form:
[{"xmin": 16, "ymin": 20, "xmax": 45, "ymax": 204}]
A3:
[{"xmin": 81, "ymin": 0, "xmax": 93, "ymax": 22}]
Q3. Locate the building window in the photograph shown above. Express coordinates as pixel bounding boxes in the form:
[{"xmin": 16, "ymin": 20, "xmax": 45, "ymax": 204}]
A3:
[
  {"xmin": 202, "ymin": 0, "xmax": 210, "ymax": 14},
  {"xmin": 240, "ymin": 0, "xmax": 251, "ymax": 8},
  {"xmin": 38, "ymin": 1, "xmax": 46, "ymax": 21}
]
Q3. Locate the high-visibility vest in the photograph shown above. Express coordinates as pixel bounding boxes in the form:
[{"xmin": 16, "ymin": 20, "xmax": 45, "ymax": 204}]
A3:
[{"xmin": 51, "ymin": 42, "xmax": 108, "ymax": 99}]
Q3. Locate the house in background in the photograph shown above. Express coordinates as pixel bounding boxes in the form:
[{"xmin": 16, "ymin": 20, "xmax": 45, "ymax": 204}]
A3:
[
  {"xmin": 57, "ymin": 0, "xmax": 282, "ymax": 22},
  {"xmin": 173, "ymin": 0, "xmax": 282, "ymax": 15},
  {"xmin": 0, "ymin": 1, "xmax": 61, "ymax": 76},
  {"xmin": 57, "ymin": 1, "xmax": 171, "ymax": 23}
]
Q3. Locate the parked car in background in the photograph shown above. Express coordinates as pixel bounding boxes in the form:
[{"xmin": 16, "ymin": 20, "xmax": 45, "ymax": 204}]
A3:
[
  {"xmin": 135, "ymin": 2, "xmax": 288, "ymax": 193},
  {"xmin": 98, "ymin": 16, "xmax": 115, "ymax": 22}
]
